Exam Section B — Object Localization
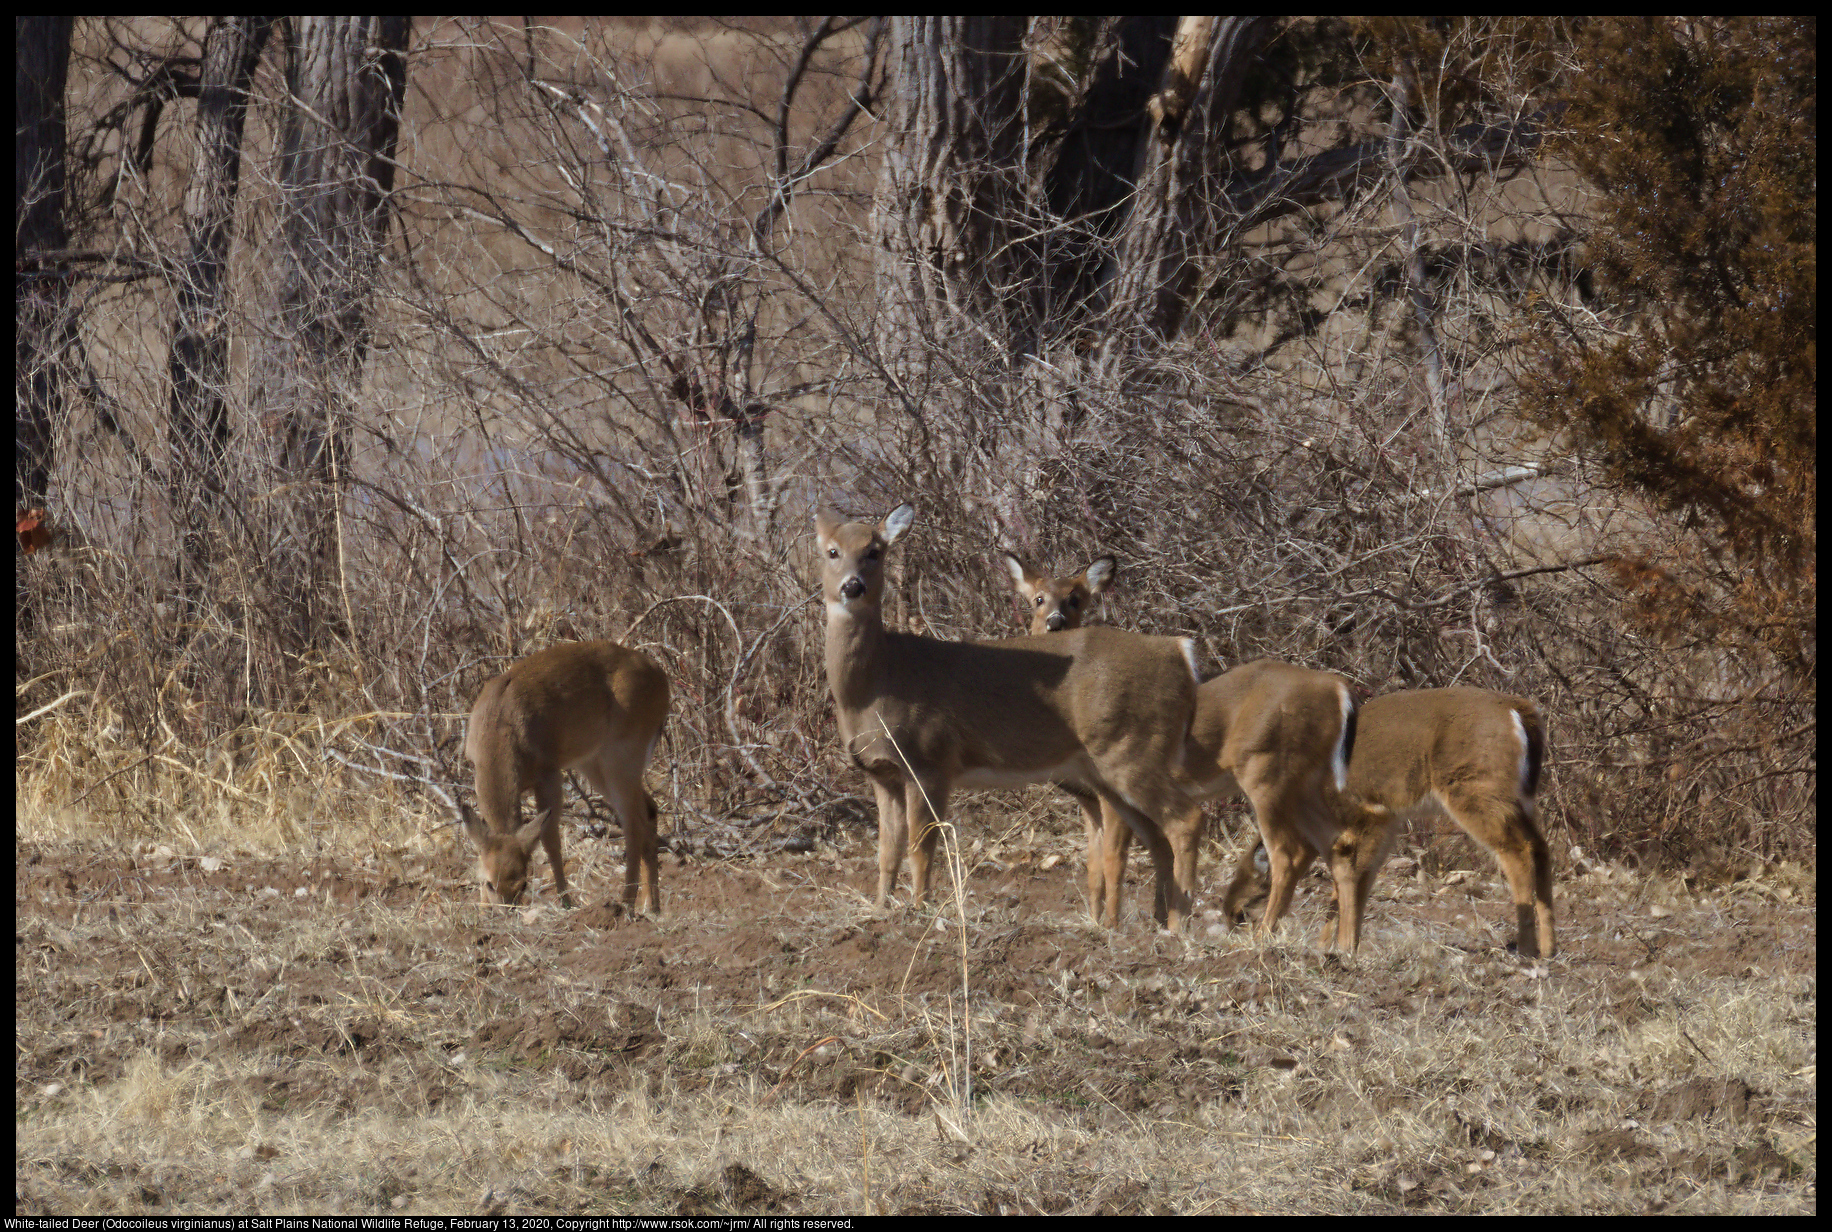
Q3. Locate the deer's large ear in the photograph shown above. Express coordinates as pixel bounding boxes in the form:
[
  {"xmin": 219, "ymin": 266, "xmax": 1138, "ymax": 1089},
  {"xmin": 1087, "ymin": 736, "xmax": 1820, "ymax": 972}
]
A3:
[
  {"xmin": 880, "ymin": 503, "xmax": 915, "ymax": 545},
  {"xmin": 514, "ymin": 813, "xmax": 549, "ymax": 857},
  {"xmin": 814, "ymin": 506, "xmax": 843, "ymax": 539},
  {"xmin": 1002, "ymin": 551, "xmax": 1032, "ymax": 588},
  {"xmin": 457, "ymin": 801, "xmax": 490, "ymax": 846},
  {"xmin": 1083, "ymin": 556, "xmax": 1117, "ymax": 595}
]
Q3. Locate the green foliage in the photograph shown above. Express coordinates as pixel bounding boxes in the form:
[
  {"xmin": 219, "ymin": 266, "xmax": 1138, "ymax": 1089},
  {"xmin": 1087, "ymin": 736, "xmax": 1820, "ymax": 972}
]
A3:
[{"xmin": 1525, "ymin": 17, "xmax": 1815, "ymax": 679}]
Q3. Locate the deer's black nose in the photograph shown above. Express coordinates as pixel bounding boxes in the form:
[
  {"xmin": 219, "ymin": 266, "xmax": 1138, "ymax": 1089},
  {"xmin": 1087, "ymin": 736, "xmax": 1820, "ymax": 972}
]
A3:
[{"xmin": 840, "ymin": 576, "xmax": 866, "ymax": 600}]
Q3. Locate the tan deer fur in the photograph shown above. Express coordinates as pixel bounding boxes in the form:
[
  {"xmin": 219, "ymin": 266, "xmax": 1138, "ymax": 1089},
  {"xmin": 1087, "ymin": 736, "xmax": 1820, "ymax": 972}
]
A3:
[
  {"xmin": 819, "ymin": 505, "xmax": 1206, "ymax": 928},
  {"xmin": 461, "ymin": 640, "xmax": 669, "ymax": 913}
]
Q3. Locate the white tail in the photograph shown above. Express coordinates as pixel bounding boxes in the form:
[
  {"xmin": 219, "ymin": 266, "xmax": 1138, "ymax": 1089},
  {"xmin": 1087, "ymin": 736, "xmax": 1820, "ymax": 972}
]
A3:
[
  {"xmin": 818, "ymin": 506, "xmax": 1204, "ymax": 928},
  {"xmin": 1001, "ymin": 557, "xmax": 1380, "ymax": 944},
  {"xmin": 1223, "ymin": 686, "xmax": 1554, "ymax": 958},
  {"xmin": 1183, "ymin": 661, "xmax": 1385, "ymax": 950},
  {"xmin": 460, "ymin": 640, "xmax": 670, "ymax": 912},
  {"xmin": 1091, "ymin": 660, "xmax": 1385, "ymax": 947}
]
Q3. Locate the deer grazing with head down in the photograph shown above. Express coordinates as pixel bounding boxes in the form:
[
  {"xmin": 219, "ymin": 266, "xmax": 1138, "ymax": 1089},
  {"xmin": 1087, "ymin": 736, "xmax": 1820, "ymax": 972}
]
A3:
[
  {"xmin": 818, "ymin": 506, "xmax": 1206, "ymax": 929},
  {"xmin": 459, "ymin": 640, "xmax": 670, "ymax": 913}
]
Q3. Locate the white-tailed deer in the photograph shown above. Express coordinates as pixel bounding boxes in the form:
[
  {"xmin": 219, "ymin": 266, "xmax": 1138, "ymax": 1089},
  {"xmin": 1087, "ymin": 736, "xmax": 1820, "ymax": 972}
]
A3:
[
  {"xmin": 1091, "ymin": 661, "xmax": 1387, "ymax": 947},
  {"xmin": 818, "ymin": 506, "xmax": 1205, "ymax": 928},
  {"xmin": 460, "ymin": 640, "xmax": 670, "ymax": 913},
  {"xmin": 1002, "ymin": 550, "xmax": 1122, "ymax": 918},
  {"xmin": 1004, "ymin": 551, "xmax": 1115, "ymax": 633},
  {"xmin": 1004, "ymin": 557, "xmax": 1384, "ymax": 948},
  {"xmin": 1222, "ymin": 687, "xmax": 1554, "ymax": 958}
]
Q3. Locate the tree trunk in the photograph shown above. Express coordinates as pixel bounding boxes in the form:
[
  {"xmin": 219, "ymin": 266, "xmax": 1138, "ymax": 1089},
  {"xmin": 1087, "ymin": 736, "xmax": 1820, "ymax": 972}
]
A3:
[
  {"xmin": 255, "ymin": 15, "xmax": 409, "ymax": 647},
  {"xmin": 874, "ymin": 17, "xmax": 1031, "ymax": 365},
  {"xmin": 1038, "ymin": 18, "xmax": 1176, "ymax": 335},
  {"xmin": 870, "ymin": 17, "xmax": 1551, "ymax": 544},
  {"xmin": 874, "ymin": 18, "xmax": 1273, "ymax": 536},
  {"xmin": 1384, "ymin": 67, "xmax": 1451, "ymax": 463},
  {"xmin": 15, "ymin": 16, "xmax": 74, "ymax": 519},
  {"xmin": 1101, "ymin": 16, "xmax": 1277, "ymax": 358},
  {"xmin": 872, "ymin": 17, "xmax": 1040, "ymax": 536},
  {"xmin": 167, "ymin": 16, "xmax": 273, "ymax": 610},
  {"xmin": 877, "ymin": 17, "xmax": 1279, "ymax": 361}
]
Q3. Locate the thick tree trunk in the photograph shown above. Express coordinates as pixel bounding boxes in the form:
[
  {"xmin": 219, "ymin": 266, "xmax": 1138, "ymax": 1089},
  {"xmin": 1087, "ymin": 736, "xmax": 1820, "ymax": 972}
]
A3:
[
  {"xmin": 1038, "ymin": 18, "xmax": 1176, "ymax": 334},
  {"xmin": 874, "ymin": 17, "xmax": 1031, "ymax": 364},
  {"xmin": 255, "ymin": 16, "xmax": 409, "ymax": 645},
  {"xmin": 15, "ymin": 16, "xmax": 75, "ymax": 519},
  {"xmin": 167, "ymin": 16, "xmax": 273, "ymax": 609},
  {"xmin": 872, "ymin": 17, "xmax": 1042, "ymax": 537},
  {"xmin": 874, "ymin": 18, "xmax": 1274, "ymax": 538},
  {"xmin": 876, "ymin": 18, "xmax": 1283, "ymax": 372},
  {"xmin": 1101, "ymin": 16, "xmax": 1277, "ymax": 358}
]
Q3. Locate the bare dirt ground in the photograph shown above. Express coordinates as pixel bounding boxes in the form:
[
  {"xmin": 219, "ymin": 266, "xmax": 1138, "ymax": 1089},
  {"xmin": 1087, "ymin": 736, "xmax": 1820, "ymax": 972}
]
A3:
[{"xmin": 15, "ymin": 802, "xmax": 1816, "ymax": 1215}]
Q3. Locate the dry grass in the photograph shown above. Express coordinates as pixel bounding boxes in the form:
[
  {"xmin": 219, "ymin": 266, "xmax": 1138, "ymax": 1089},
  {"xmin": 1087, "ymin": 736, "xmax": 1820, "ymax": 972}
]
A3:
[
  {"xmin": 16, "ymin": 17, "xmax": 1813, "ymax": 1216},
  {"xmin": 16, "ymin": 774, "xmax": 1815, "ymax": 1215}
]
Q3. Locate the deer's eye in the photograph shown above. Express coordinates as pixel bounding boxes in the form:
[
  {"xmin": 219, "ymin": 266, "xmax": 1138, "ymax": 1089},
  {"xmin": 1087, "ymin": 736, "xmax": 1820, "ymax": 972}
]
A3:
[
  {"xmin": 1069, "ymin": 596, "xmax": 1081, "ymax": 608},
  {"xmin": 827, "ymin": 547, "xmax": 838, "ymax": 558}
]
